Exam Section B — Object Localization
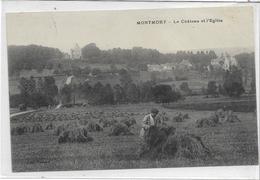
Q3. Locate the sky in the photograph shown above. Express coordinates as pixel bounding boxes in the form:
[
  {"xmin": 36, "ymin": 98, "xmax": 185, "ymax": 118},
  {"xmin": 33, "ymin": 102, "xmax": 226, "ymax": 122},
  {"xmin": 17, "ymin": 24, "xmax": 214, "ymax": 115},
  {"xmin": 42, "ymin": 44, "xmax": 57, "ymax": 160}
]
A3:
[{"xmin": 6, "ymin": 6, "xmax": 254, "ymax": 53}]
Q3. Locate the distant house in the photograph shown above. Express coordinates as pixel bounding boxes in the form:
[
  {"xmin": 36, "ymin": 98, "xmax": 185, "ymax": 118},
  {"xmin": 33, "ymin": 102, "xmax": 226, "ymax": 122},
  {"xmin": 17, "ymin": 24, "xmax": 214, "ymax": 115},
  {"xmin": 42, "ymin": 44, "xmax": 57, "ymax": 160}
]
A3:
[
  {"xmin": 70, "ymin": 43, "xmax": 82, "ymax": 60},
  {"xmin": 19, "ymin": 69, "xmax": 54, "ymax": 78},
  {"xmin": 147, "ymin": 63, "xmax": 175, "ymax": 72},
  {"xmin": 178, "ymin": 59, "xmax": 192, "ymax": 70},
  {"xmin": 210, "ymin": 53, "xmax": 237, "ymax": 70},
  {"xmin": 63, "ymin": 52, "xmax": 70, "ymax": 59}
]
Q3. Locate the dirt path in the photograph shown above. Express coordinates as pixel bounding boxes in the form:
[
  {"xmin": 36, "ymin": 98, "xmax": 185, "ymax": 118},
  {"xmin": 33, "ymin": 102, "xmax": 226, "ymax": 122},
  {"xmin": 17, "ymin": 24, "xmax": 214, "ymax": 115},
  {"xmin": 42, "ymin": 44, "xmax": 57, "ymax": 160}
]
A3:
[{"xmin": 10, "ymin": 110, "xmax": 36, "ymax": 118}]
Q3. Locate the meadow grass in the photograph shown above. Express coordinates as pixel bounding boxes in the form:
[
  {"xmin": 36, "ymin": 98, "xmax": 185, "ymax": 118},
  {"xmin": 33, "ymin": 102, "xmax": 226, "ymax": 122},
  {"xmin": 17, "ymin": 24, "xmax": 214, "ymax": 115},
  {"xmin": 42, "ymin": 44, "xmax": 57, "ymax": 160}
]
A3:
[{"xmin": 10, "ymin": 104, "xmax": 258, "ymax": 172}]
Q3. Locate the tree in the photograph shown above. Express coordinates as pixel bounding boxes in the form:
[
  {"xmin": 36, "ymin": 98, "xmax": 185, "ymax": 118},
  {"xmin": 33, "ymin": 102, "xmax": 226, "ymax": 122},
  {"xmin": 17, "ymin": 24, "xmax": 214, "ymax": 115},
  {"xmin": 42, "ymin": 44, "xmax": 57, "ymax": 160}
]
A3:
[
  {"xmin": 126, "ymin": 83, "xmax": 139, "ymax": 103},
  {"xmin": 113, "ymin": 84, "xmax": 125, "ymax": 104},
  {"xmin": 61, "ymin": 84, "xmax": 72, "ymax": 104},
  {"xmin": 139, "ymin": 81, "xmax": 155, "ymax": 102},
  {"xmin": 82, "ymin": 66, "xmax": 91, "ymax": 76},
  {"xmin": 152, "ymin": 84, "xmax": 181, "ymax": 103},
  {"xmin": 91, "ymin": 82, "xmax": 105, "ymax": 105},
  {"xmin": 81, "ymin": 82, "xmax": 92, "ymax": 100},
  {"xmin": 91, "ymin": 68, "xmax": 101, "ymax": 76},
  {"xmin": 250, "ymin": 75, "xmax": 256, "ymax": 94},
  {"xmin": 207, "ymin": 81, "xmax": 218, "ymax": 97},
  {"xmin": 103, "ymin": 84, "xmax": 114, "ymax": 104},
  {"xmin": 223, "ymin": 66, "xmax": 245, "ymax": 97},
  {"xmin": 43, "ymin": 76, "xmax": 58, "ymax": 105},
  {"xmin": 119, "ymin": 69, "xmax": 132, "ymax": 88},
  {"xmin": 110, "ymin": 63, "xmax": 118, "ymax": 74},
  {"xmin": 235, "ymin": 52, "xmax": 255, "ymax": 87},
  {"xmin": 18, "ymin": 77, "xmax": 37, "ymax": 106},
  {"xmin": 81, "ymin": 43, "xmax": 101, "ymax": 60},
  {"xmin": 8, "ymin": 45, "xmax": 63, "ymax": 76},
  {"xmin": 180, "ymin": 82, "xmax": 192, "ymax": 95}
]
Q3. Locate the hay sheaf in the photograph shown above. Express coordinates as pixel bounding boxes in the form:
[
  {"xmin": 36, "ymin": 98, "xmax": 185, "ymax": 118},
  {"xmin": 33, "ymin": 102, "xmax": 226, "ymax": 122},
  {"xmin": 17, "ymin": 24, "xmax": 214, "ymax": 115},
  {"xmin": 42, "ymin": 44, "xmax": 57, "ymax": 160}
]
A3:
[
  {"xmin": 139, "ymin": 126, "xmax": 210, "ymax": 159},
  {"xmin": 109, "ymin": 123, "xmax": 134, "ymax": 136},
  {"xmin": 58, "ymin": 127, "xmax": 93, "ymax": 143},
  {"xmin": 30, "ymin": 123, "xmax": 44, "ymax": 133},
  {"xmin": 11, "ymin": 123, "xmax": 44, "ymax": 135},
  {"xmin": 86, "ymin": 121, "xmax": 103, "ymax": 132},
  {"xmin": 196, "ymin": 114, "xmax": 219, "ymax": 128},
  {"xmin": 11, "ymin": 126, "xmax": 30, "ymax": 135},
  {"xmin": 120, "ymin": 117, "xmax": 136, "ymax": 127},
  {"xmin": 54, "ymin": 121, "xmax": 78, "ymax": 136},
  {"xmin": 162, "ymin": 133, "xmax": 210, "ymax": 159},
  {"xmin": 196, "ymin": 109, "xmax": 240, "ymax": 128},
  {"xmin": 100, "ymin": 119, "xmax": 118, "ymax": 128},
  {"xmin": 45, "ymin": 123, "xmax": 54, "ymax": 130},
  {"xmin": 173, "ymin": 112, "xmax": 190, "ymax": 122},
  {"xmin": 221, "ymin": 110, "xmax": 241, "ymax": 123},
  {"xmin": 155, "ymin": 112, "xmax": 170, "ymax": 123}
]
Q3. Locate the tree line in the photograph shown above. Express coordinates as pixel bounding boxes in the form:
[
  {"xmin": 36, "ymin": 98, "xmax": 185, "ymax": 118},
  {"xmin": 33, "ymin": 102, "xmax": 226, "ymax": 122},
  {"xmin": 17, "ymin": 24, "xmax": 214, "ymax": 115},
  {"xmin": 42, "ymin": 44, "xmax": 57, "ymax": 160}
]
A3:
[
  {"xmin": 10, "ymin": 65, "xmax": 253, "ymax": 109},
  {"xmin": 61, "ymin": 69, "xmax": 182, "ymax": 105},
  {"xmin": 8, "ymin": 44, "xmax": 220, "ymax": 76}
]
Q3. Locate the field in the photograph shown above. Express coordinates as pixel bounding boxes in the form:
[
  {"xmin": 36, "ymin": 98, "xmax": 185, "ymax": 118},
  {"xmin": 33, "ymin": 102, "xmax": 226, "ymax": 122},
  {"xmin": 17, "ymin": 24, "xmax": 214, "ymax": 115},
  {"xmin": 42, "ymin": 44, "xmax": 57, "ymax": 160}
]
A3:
[{"xmin": 10, "ymin": 103, "xmax": 258, "ymax": 172}]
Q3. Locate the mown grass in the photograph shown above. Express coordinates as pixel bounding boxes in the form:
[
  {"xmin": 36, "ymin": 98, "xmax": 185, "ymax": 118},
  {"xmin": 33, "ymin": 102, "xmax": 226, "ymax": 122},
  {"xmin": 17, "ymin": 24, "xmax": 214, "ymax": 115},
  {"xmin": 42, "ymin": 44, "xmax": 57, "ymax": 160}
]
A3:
[{"xmin": 10, "ymin": 104, "xmax": 258, "ymax": 172}]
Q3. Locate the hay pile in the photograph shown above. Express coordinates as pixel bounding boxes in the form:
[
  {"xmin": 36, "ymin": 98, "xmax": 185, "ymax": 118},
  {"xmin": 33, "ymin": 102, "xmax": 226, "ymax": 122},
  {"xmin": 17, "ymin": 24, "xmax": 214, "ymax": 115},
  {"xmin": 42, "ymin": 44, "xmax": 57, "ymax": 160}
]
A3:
[
  {"xmin": 30, "ymin": 123, "xmax": 44, "ymax": 133},
  {"xmin": 139, "ymin": 126, "xmax": 210, "ymax": 159},
  {"xmin": 86, "ymin": 121, "xmax": 103, "ymax": 132},
  {"xmin": 173, "ymin": 112, "xmax": 189, "ymax": 122},
  {"xmin": 11, "ymin": 126, "xmax": 30, "ymax": 135},
  {"xmin": 56, "ymin": 121, "xmax": 93, "ymax": 143},
  {"xmin": 120, "ymin": 117, "xmax": 136, "ymax": 127},
  {"xmin": 58, "ymin": 127, "xmax": 93, "ymax": 143},
  {"xmin": 100, "ymin": 119, "xmax": 118, "ymax": 128},
  {"xmin": 45, "ymin": 123, "xmax": 54, "ymax": 130},
  {"xmin": 109, "ymin": 123, "xmax": 134, "ymax": 136},
  {"xmin": 54, "ymin": 121, "xmax": 78, "ymax": 136},
  {"xmin": 221, "ymin": 110, "xmax": 240, "ymax": 123},
  {"xmin": 196, "ymin": 114, "xmax": 219, "ymax": 128},
  {"xmin": 196, "ymin": 109, "xmax": 240, "ymax": 128},
  {"xmin": 155, "ymin": 112, "xmax": 170, "ymax": 124},
  {"xmin": 162, "ymin": 133, "xmax": 210, "ymax": 159}
]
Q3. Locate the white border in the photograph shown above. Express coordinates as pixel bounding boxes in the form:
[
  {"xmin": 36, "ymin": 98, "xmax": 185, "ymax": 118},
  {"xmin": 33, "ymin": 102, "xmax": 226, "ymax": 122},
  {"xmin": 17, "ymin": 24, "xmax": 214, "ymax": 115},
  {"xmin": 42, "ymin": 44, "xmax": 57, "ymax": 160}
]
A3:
[{"xmin": 1, "ymin": 1, "xmax": 259, "ymax": 179}]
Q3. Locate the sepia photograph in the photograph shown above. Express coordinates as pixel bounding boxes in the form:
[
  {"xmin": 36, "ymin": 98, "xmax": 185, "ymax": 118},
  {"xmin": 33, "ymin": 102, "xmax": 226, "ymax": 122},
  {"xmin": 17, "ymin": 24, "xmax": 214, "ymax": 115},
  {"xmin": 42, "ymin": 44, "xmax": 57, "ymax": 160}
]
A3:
[{"xmin": 5, "ymin": 6, "xmax": 258, "ymax": 172}]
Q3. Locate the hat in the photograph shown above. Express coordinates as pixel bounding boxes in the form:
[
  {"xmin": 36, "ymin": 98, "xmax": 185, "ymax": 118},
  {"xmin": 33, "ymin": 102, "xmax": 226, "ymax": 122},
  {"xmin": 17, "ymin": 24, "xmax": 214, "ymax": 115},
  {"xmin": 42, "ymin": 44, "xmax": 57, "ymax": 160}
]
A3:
[{"xmin": 151, "ymin": 108, "xmax": 159, "ymax": 114}]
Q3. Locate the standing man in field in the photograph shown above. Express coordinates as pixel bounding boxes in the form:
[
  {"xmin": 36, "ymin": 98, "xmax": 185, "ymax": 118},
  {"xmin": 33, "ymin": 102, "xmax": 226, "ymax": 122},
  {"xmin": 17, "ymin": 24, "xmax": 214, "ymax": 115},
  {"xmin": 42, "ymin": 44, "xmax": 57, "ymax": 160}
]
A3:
[
  {"xmin": 138, "ymin": 108, "xmax": 160, "ymax": 157},
  {"xmin": 139, "ymin": 108, "xmax": 160, "ymax": 139}
]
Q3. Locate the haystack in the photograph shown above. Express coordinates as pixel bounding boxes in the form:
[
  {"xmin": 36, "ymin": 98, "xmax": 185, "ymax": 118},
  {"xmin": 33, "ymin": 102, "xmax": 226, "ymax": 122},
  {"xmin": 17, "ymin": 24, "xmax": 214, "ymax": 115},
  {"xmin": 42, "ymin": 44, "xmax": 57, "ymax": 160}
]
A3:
[
  {"xmin": 196, "ymin": 114, "xmax": 219, "ymax": 128},
  {"xmin": 58, "ymin": 127, "xmax": 93, "ymax": 143},
  {"xmin": 45, "ymin": 123, "xmax": 54, "ymax": 130},
  {"xmin": 86, "ymin": 121, "xmax": 103, "ymax": 132},
  {"xmin": 139, "ymin": 126, "xmax": 210, "ymax": 159},
  {"xmin": 120, "ymin": 117, "xmax": 136, "ymax": 127},
  {"xmin": 109, "ymin": 123, "xmax": 134, "ymax": 136},
  {"xmin": 162, "ymin": 133, "xmax": 210, "ymax": 159},
  {"xmin": 155, "ymin": 112, "xmax": 170, "ymax": 124},
  {"xmin": 173, "ymin": 112, "xmax": 189, "ymax": 122},
  {"xmin": 222, "ymin": 110, "xmax": 241, "ymax": 123},
  {"xmin": 30, "ymin": 123, "xmax": 44, "ymax": 133},
  {"xmin": 11, "ymin": 126, "xmax": 30, "ymax": 136},
  {"xmin": 102, "ymin": 119, "xmax": 118, "ymax": 128},
  {"xmin": 54, "ymin": 121, "xmax": 78, "ymax": 136}
]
